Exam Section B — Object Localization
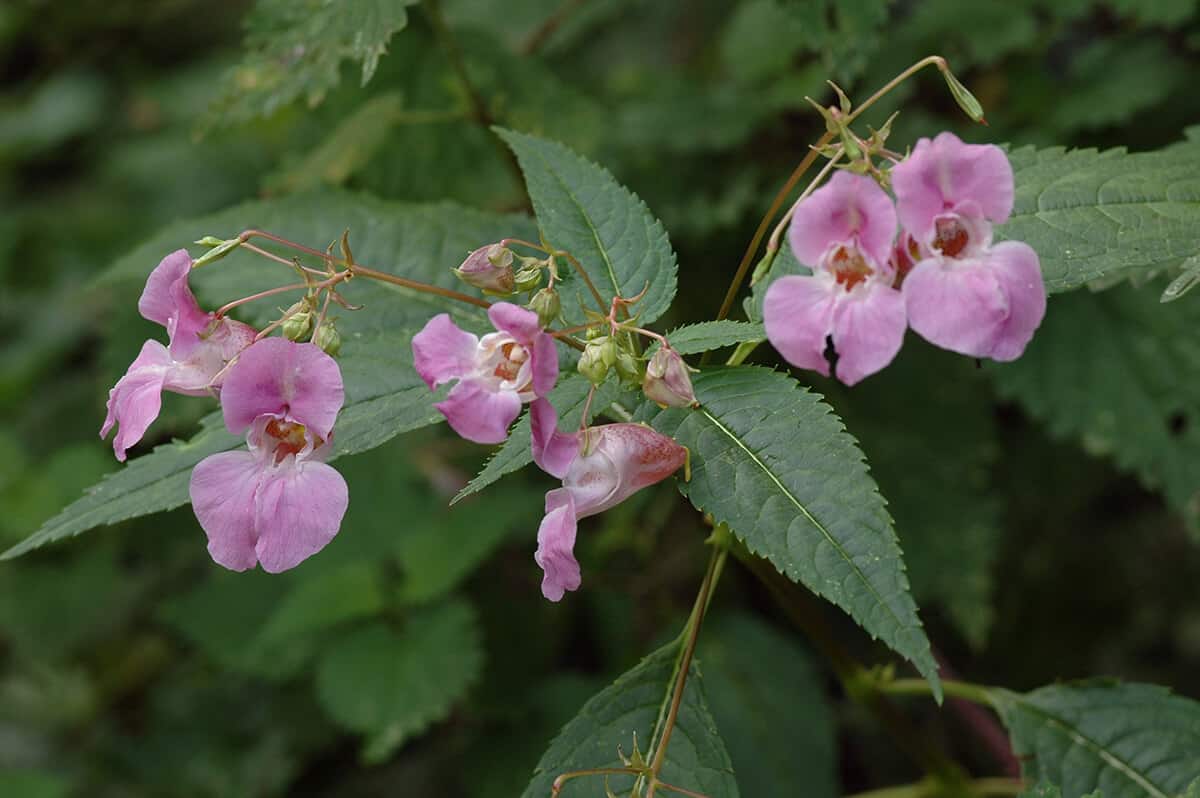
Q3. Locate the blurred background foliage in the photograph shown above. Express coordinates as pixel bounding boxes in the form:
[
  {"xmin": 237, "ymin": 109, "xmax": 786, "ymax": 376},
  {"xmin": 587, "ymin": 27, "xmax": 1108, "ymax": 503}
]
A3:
[{"xmin": 1, "ymin": 0, "xmax": 1199, "ymax": 795}]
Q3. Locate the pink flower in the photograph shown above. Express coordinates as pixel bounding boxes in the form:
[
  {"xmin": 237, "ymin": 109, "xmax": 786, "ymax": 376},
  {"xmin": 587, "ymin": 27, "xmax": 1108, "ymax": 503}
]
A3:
[
  {"xmin": 763, "ymin": 171, "xmax": 906, "ymax": 386},
  {"xmin": 412, "ymin": 302, "xmax": 558, "ymax": 444},
  {"xmin": 891, "ymin": 132, "xmax": 1046, "ymax": 361},
  {"xmin": 530, "ymin": 399, "xmax": 687, "ymax": 601},
  {"xmin": 188, "ymin": 338, "xmax": 348, "ymax": 573},
  {"xmin": 101, "ymin": 250, "xmax": 256, "ymax": 461}
]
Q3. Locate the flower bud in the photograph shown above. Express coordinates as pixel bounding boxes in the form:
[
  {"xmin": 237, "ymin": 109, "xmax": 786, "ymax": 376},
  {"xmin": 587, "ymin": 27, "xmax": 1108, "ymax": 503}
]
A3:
[
  {"xmin": 282, "ymin": 305, "xmax": 314, "ymax": 342},
  {"xmin": 313, "ymin": 322, "xmax": 341, "ymax": 356},
  {"xmin": 578, "ymin": 337, "xmax": 611, "ymax": 385},
  {"xmin": 614, "ymin": 350, "xmax": 641, "ymax": 389},
  {"xmin": 643, "ymin": 347, "xmax": 696, "ymax": 408},
  {"xmin": 514, "ymin": 263, "xmax": 544, "ymax": 292},
  {"xmin": 941, "ymin": 68, "xmax": 986, "ymax": 124},
  {"xmin": 454, "ymin": 244, "xmax": 516, "ymax": 295},
  {"xmin": 528, "ymin": 287, "xmax": 561, "ymax": 327},
  {"xmin": 192, "ymin": 236, "xmax": 241, "ymax": 268}
]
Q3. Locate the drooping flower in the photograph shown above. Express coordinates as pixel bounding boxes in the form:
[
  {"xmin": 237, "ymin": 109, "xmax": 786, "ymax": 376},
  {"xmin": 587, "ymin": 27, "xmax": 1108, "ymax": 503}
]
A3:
[
  {"xmin": 101, "ymin": 250, "xmax": 256, "ymax": 461},
  {"xmin": 189, "ymin": 337, "xmax": 348, "ymax": 573},
  {"xmin": 530, "ymin": 399, "xmax": 687, "ymax": 601},
  {"xmin": 412, "ymin": 302, "xmax": 558, "ymax": 444},
  {"xmin": 891, "ymin": 131, "xmax": 1045, "ymax": 361},
  {"xmin": 643, "ymin": 346, "xmax": 696, "ymax": 408},
  {"xmin": 763, "ymin": 170, "xmax": 906, "ymax": 385}
]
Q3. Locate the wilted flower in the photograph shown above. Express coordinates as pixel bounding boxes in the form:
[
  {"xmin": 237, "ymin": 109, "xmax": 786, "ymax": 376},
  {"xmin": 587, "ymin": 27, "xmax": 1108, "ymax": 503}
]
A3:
[
  {"xmin": 763, "ymin": 171, "xmax": 906, "ymax": 385},
  {"xmin": 412, "ymin": 302, "xmax": 558, "ymax": 444},
  {"xmin": 891, "ymin": 132, "xmax": 1045, "ymax": 360},
  {"xmin": 101, "ymin": 250, "xmax": 256, "ymax": 461},
  {"xmin": 529, "ymin": 399, "xmax": 688, "ymax": 601},
  {"xmin": 189, "ymin": 338, "xmax": 348, "ymax": 573}
]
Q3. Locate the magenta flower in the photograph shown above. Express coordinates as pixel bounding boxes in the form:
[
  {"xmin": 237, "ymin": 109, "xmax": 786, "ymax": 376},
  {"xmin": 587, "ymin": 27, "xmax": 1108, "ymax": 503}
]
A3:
[
  {"xmin": 412, "ymin": 302, "xmax": 558, "ymax": 444},
  {"xmin": 101, "ymin": 250, "xmax": 256, "ymax": 461},
  {"xmin": 530, "ymin": 399, "xmax": 687, "ymax": 601},
  {"xmin": 891, "ymin": 132, "xmax": 1045, "ymax": 361},
  {"xmin": 763, "ymin": 171, "xmax": 906, "ymax": 385},
  {"xmin": 188, "ymin": 338, "xmax": 348, "ymax": 573}
]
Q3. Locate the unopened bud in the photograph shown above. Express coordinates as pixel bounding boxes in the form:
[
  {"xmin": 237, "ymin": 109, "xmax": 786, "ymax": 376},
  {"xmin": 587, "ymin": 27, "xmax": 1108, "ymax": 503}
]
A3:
[
  {"xmin": 578, "ymin": 337, "xmax": 611, "ymax": 385},
  {"xmin": 192, "ymin": 236, "xmax": 241, "ymax": 268},
  {"xmin": 313, "ymin": 323, "xmax": 341, "ymax": 356},
  {"xmin": 454, "ymin": 244, "xmax": 516, "ymax": 294},
  {"xmin": 941, "ymin": 69, "xmax": 986, "ymax": 124},
  {"xmin": 528, "ymin": 288, "xmax": 561, "ymax": 327},
  {"xmin": 614, "ymin": 350, "xmax": 641, "ymax": 389},
  {"xmin": 282, "ymin": 305, "xmax": 314, "ymax": 341},
  {"xmin": 643, "ymin": 347, "xmax": 696, "ymax": 408},
  {"xmin": 513, "ymin": 263, "xmax": 544, "ymax": 292}
]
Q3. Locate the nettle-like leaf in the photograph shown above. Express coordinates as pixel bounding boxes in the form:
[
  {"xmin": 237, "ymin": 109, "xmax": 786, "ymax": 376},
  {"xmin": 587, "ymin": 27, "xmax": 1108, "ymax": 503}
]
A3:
[
  {"xmin": 1001, "ymin": 132, "xmax": 1200, "ymax": 293},
  {"xmin": 522, "ymin": 644, "xmax": 738, "ymax": 798},
  {"xmin": 4, "ymin": 194, "xmax": 536, "ymax": 559},
  {"xmin": 991, "ymin": 681, "xmax": 1200, "ymax": 798},
  {"xmin": 655, "ymin": 321, "xmax": 766, "ymax": 356},
  {"xmin": 206, "ymin": 0, "xmax": 419, "ymax": 127},
  {"xmin": 644, "ymin": 367, "xmax": 942, "ymax": 698},
  {"xmin": 991, "ymin": 282, "xmax": 1200, "ymax": 530},
  {"xmin": 315, "ymin": 599, "xmax": 482, "ymax": 763},
  {"xmin": 452, "ymin": 374, "xmax": 625, "ymax": 504},
  {"xmin": 698, "ymin": 613, "xmax": 838, "ymax": 798},
  {"xmin": 496, "ymin": 128, "xmax": 679, "ymax": 325}
]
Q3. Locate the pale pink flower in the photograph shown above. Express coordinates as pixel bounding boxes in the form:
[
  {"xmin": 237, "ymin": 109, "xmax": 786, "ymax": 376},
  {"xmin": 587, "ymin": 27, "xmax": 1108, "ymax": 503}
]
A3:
[
  {"xmin": 101, "ymin": 250, "xmax": 256, "ymax": 461},
  {"xmin": 189, "ymin": 338, "xmax": 348, "ymax": 574},
  {"xmin": 412, "ymin": 302, "xmax": 558, "ymax": 444},
  {"xmin": 530, "ymin": 399, "xmax": 687, "ymax": 601},
  {"xmin": 763, "ymin": 171, "xmax": 906, "ymax": 385},
  {"xmin": 891, "ymin": 132, "xmax": 1045, "ymax": 360}
]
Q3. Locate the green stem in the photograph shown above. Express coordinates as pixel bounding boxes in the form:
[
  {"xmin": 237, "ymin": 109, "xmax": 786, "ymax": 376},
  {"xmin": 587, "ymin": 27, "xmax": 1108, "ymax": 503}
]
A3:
[{"xmin": 882, "ymin": 678, "xmax": 996, "ymax": 706}]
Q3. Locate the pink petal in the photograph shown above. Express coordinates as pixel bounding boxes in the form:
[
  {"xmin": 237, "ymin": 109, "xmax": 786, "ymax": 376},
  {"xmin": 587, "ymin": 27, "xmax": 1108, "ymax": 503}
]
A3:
[
  {"xmin": 138, "ymin": 250, "xmax": 198, "ymax": 327},
  {"xmin": 763, "ymin": 275, "xmax": 837, "ymax": 377},
  {"xmin": 789, "ymin": 171, "xmax": 898, "ymax": 267},
  {"xmin": 531, "ymin": 331, "xmax": 559, "ymax": 397},
  {"xmin": 435, "ymin": 378, "xmax": 522, "ymax": 444},
  {"xmin": 253, "ymin": 460, "xmax": 349, "ymax": 573},
  {"xmin": 535, "ymin": 488, "xmax": 581, "ymax": 602},
  {"xmin": 903, "ymin": 257, "xmax": 1009, "ymax": 358},
  {"xmin": 830, "ymin": 282, "xmax": 907, "ymax": 386},
  {"xmin": 531, "ymin": 398, "xmax": 579, "ymax": 479},
  {"xmin": 189, "ymin": 450, "xmax": 263, "ymax": 572},
  {"xmin": 981, "ymin": 241, "xmax": 1046, "ymax": 361},
  {"xmin": 892, "ymin": 132, "xmax": 1014, "ymax": 242},
  {"xmin": 211, "ymin": 318, "xmax": 258, "ymax": 364},
  {"xmin": 488, "ymin": 302, "xmax": 542, "ymax": 344},
  {"xmin": 411, "ymin": 314, "xmax": 479, "ymax": 390},
  {"xmin": 574, "ymin": 424, "xmax": 687, "ymax": 516},
  {"xmin": 220, "ymin": 339, "xmax": 344, "ymax": 438},
  {"xmin": 101, "ymin": 339, "xmax": 172, "ymax": 461}
]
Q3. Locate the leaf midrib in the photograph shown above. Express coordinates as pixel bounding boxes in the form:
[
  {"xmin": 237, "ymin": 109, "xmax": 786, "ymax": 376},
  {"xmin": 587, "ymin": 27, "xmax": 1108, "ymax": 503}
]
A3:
[
  {"xmin": 694, "ymin": 402, "xmax": 913, "ymax": 643},
  {"xmin": 1004, "ymin": 694, "xmax": 1171, "ymax": 798}
]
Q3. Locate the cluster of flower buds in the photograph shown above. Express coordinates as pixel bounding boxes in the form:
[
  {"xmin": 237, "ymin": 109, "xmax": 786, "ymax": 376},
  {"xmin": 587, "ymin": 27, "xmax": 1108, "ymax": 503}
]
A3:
[
  {"xmin": 763, "ymin": 132, "xmax": 1045, "ymax": 385},
  {"xmin": 453, "ymin": 242, "xmax": 563, "ymax": 327},
  {"xmin": 102, "ymin": 251, "xmax": 351, "ymax": 572}
]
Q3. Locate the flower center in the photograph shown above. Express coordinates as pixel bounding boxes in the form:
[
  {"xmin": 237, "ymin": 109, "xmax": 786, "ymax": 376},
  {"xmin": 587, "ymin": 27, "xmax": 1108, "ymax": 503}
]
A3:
[
  {"xmin": 492, "ymin": 341, "xmax": 529, "ymax": 382},
  {"xmin": 265, "ymin": 419, "xmax": 316, "ymax": 463},
  {"xmin": 933, "ymin": 217, "xmax": 970, "ymax": 258},
  {"xmin": 828, "ymin": 245, "xmax": 874, "ymax": 291}
]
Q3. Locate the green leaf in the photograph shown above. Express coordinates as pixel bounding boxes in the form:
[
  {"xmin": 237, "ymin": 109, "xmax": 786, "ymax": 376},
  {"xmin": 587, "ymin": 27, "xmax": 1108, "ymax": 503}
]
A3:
[
  {"xmin": 656, "ymin": 321, "xmax": 766, "ymax": 356},
  {"xmin": 644, "ymin": 367, "xmax": 941, "ymax": 699},
  {"xmin": 496, "ymin": 128, "xmax": 679, "ymax": 325},
  {"xmin": 257, "ymin": 562, "xmax": 386, "ymax": 646},
  {"xmin": 206, "ymin": 0, "xmax": 419, "ymax": 127},
  {"xmin": 1000, "ymin": 133, "xmax": 1200, "ymax": 293},
  {"xmin": 698, "ymin": 613, "xmax": 837, "ymax": 798},
  {"xmin": 991, "ymin": 681, "xmax": 1200, "ymax": 798},
  {"xmin": 0, "ymin": 770, "xmax": 71, "ymax": 798},
  {"xmin": 314, "ymin": 600, "xmax": 482, "ymax": 762},
  {"xmin": 521, "ymin": 644, "xmax": 738, "ymax": 798},
  {"xmin": 991, "ymin": 282, "xmax": 1200, "ymax": 529},
  {"xmin": 451, "ymin": 374, "xmax": 624, "ymax": 505},
  {"xmin": 5, "ymin": 194, "xmax": 535, "ymax": 559}
]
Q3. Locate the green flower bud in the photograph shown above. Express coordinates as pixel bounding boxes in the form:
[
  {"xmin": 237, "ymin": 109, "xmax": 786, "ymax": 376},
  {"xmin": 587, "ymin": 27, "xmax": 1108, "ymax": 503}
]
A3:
[
  {"xmin": 528, "ymin": 287, "xmax": 561, "ymax": 327},
  {"xmin": 514, "ymin": 263, "xmax": 544, "ymax": 292},
  {"xmin": 941, "ymin": 69, "xmax": 986, "ymax": 124},
  {"xmin": 192, "ymin": 236, "xmax": 241, "ymax": 268},
  {"xmin": 578, "ymin": 337, "xmax": 611, "ymax": 385},
  {"xmin": 313, "ymin": 323, "xmax": 342, "ymax": 357},
  {"xmin": 614, "ymin": 350, "xmax": 641, "ymax": 388},
  {"xmin": 282, "ymin": 307, "xmax": 314, "ymax": 342}
]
